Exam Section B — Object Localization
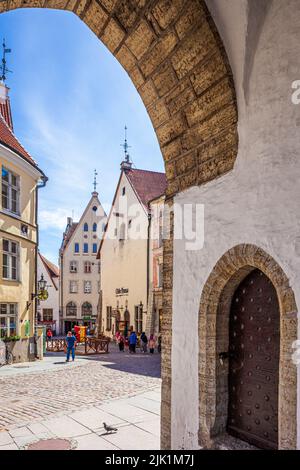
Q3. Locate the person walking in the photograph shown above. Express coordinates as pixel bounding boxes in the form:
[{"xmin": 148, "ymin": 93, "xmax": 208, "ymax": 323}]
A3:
[
  {"xmin": 149, "ymin": 334, "xmax": 156, "ymax": 354},
  {"xmin": 129, "ymin": 331, "xmax": 137, "ymax": 353},
  {"xmin": 117, "ymin": 334, "xmax": 125, "ymax": 352},
  {"xmin": 65, "ymin": 331, "xmax": 77, "ymax": 362},
  {"xmin": 140, "ymin": 332, "xmax": 148, "ymax": 353}
]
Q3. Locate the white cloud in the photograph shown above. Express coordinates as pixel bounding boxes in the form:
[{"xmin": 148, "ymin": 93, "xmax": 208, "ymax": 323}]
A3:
[{"xmin": 38, "ymin": 208, "xmax": 71, "ymax": 231}]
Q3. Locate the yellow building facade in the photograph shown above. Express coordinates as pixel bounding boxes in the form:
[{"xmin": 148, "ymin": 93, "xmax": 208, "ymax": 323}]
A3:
[{"xmin": 0, "ymin": 82, "xmax": 46, "ymax": 362}]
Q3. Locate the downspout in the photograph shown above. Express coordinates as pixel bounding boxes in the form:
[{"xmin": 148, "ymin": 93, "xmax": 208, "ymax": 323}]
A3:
[
  {"xmin": 147, "ymin": 211, "xmax": 151, "ymax": 306},
  {"xmin": 34, "ymin": 174, "xmax": 48, "ymax": 351}
]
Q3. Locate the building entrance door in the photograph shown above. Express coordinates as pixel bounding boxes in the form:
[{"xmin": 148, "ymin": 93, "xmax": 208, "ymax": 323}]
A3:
[{"xmin": 227, "ymin": 269, "xmax": 280, "ymax": 449}]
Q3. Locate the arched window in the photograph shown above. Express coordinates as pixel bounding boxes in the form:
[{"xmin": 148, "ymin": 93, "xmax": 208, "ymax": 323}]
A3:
[
  {"xmin": 93, "ymin": 223, "xmax": 97, "ymax": 232},
  {"xmin": 82, "ymin": 302, "xmax": 92, "ymax": 317},
  {"xmin": 119, "ymin": 222, "xmax": 126, "ymax": 241},
  {"xmin": 83, "ymin": 223, "xmax": 88, "ymax": 232},
  {"xmin": 84, "ymin": 261, "xmax": 91, "ymax": 273},
  {"xmin": 66, "ymin": 302, "xmax": 77, "ymax": 317}
]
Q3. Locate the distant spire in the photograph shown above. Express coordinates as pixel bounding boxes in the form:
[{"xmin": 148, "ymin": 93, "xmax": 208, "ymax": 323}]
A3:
[
  {"xmin": 120, "ymin": 125, "xmax": 132, "ymax": 172},
  {"xmin": 0, "ymin": 39, "xmax": 12, "ymax": 83},
  {"xmin": 121, "ymin": 125, "xmax": 131, "ymax": 163},
  {"xmin": 93, "ymin": 169, "xmax": 98, "ymax": 193}
]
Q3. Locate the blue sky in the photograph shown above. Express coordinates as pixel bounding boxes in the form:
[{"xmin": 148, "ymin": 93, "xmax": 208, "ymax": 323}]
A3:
[{"xmin": 0, "ymin": 8, "xmax": 163, "ymax": 265}]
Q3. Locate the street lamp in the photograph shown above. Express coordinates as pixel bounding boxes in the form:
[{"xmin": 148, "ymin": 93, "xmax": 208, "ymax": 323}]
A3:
[{"xmin": 26, "ymin": 273, "xmax": 49, "ymax": 310}]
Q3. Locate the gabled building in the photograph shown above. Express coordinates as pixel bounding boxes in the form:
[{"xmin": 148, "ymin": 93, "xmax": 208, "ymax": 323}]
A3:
[
  {"xmin": 98, "ymin": 155, "xmax": 166, "ymax": 339},
  {"xmin": 0, "ymin": 80, "xmax": 47, "ymax": 361},
  {"xmin": 37, "ymin": 253, "xmax": 59, "ymax": 335},
  {"xmin": 59, "ymin": 188, "xmax": 106, "ymax": 335}
]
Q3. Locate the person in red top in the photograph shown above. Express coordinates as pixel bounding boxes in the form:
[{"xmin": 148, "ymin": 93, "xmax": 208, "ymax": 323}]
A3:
[{"xmin": 46, "ymin": 329, "xmax": 53, "ymax": 341}]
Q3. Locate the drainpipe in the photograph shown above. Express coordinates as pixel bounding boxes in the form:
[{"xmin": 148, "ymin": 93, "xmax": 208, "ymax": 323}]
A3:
[
  {"xmin": 147, "ymin": 211, "xmax": 151, "ymax": 307},
  {"xmin": 34, "ymin": 174, "xmax": 48, "ymax": 353}
]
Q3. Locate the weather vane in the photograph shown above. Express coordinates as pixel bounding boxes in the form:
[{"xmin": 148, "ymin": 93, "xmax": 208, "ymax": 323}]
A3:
[
  {"xmin": 121, "ymin": 125, "xmax": 131, "ymax": 163},
  {"xmin": 93, "ymin": 169, "xmax": 98, "ymax": 192},
  {"xmin": 0, "ymin": 39, "xmax": 12, "ymax": 82}
]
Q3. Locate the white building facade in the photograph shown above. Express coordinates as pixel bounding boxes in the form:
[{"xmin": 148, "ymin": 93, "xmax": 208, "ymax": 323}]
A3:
[
  {"xmin": 37, "ymin": 253, "xmax": 59, "ymax": 335},
  {"xmin": 99, "ymin": 161, "xmax": 166, "ymax": 339},
  {"xmin": 59, "ymin": 191, "xmax": 106, "ymax": 335}
]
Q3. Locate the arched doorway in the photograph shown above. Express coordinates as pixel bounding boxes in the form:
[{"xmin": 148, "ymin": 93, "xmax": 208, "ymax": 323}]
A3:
[
  {"xmin": 227, "ymin": 269, "xmax": 279, "ymax": 449},
  {"xmin": 124, "ymin": 309, "xmax": 130, "ymax": 337},
  {"xmin": 198, "ymin": 244, "xmax": 297, "ymax": 450}
]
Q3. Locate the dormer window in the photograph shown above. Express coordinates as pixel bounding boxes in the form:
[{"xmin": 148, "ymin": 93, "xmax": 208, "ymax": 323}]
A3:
[{"xmin": 83, "ymin": 223, "xmax": 88, "ymax": 232}]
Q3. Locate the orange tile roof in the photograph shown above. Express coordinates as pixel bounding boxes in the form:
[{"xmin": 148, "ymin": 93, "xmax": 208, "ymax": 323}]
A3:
[
  {"xmin": 39, "ymin": 253, "xmax": 59, "ymax": 278},
  {"xmin": 0, "ymin": 114, "xmax": 39, "ymax": 169}
]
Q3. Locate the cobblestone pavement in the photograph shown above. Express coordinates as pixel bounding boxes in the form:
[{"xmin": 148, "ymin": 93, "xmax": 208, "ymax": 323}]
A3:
[{"xmin": 0, "ymin": 345, "xmax": 161, "ymax": 432}]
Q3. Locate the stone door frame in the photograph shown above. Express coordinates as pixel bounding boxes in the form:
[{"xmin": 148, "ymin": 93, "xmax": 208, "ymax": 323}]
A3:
[{"xmin": 198, "ymin": 244, "xmax": 297, "ymax": 449}]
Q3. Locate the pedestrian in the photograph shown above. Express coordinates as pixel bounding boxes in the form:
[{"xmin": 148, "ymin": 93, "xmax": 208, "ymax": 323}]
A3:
[
  {"xmin": 124, "ymin": 336, "xmax": 129, "ymax": 352},
  {"xmin": 158, "ymin": 335, "xmax": 161, "ymax": 353},
  {"xmin": 140, "ymin": 332, "xmax": 148, "ymax": 353},
  {"xmin": 117, "ymin": 333, "xmax": 125, "ymax": 352},
  {"xmin": 65, "ymin": 331, "xmax": 77, "ymax": 362},
  {"xmin": 149, "ymin": 334, "xmax": 156, "ymax": 354},
  {"xmin": 129, "ymin": 331, "xmax": 137, "ymax": 353},
  {"xmin": 46, "ymin": 329, "xmax": 53, "ymax": 342}
]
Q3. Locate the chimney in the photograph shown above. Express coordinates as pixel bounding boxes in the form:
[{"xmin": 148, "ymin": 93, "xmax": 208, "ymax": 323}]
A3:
[
  {"xmin": 0, "ymin": 81, "xmax": 13, "ymax": 130},
  {"xmin": 67, "ymin": 217, "xmax": 73, "ymax": 227}
]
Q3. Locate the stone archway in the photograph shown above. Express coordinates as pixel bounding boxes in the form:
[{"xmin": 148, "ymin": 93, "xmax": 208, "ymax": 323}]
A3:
[
  {"xmin": 198, "ymin": 244, "xmax": 298, "ymax": 450},
  {"xmin": 0, "ymin": 0, "xmax": 239, "ymax": 448}
]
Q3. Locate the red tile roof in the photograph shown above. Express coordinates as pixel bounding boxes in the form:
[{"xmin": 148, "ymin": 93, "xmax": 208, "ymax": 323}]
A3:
[
  {"xmin": 60, "ymin": 222, "xmax": 78, "ymax": 252},
  {"xmin": 126, "ymin": 168, "xmax": 167, "ymax": 209},
  {"xmin": 0, "ymin": 114, "xmax": 38, "ymax": 168}
]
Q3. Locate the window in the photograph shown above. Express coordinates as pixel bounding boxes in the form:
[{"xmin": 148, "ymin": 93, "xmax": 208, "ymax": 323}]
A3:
[
  {"xmin": 93, "ymin": 223, "xmax": 97, "ymax": 232},
  {"xmin": 2, "ymin": 239, "xmax": 19, "ymax": 281},
  {"xmin": 84, "ymin": 261, "xmax": 91, "ymax": 273},
  {"xmin": 69, "ymin": 280, "xmax": 78, "ymax": 293},
  {"xmin": 83, "ymin": 243, "xmax": 88, "ymax": 254},
  {"xmin": 119, "ymin": 223, "xmax": 126, "ymax": 241},
  {"xmin": 128, "ymin": 219, "xmax": 132, "ymax": 228},
  {"xmin": 70, "ymin": 260, "xmax": 78, "ymax": 273},
  {"xmin": 82, "ymin": 302, "xmax": 92, "ymax": 317},
  {"xmin": 84, "ymin": 281, "xmax": 92, "ymax": 293},
  {"xmin": 0, "ymin": 303, "xmax": 17, "ymax": 338},
  {"xmin": 2, "ymin": 167, "xmax": 20, "ymax": 214},
  {"xmin": 74, "ymin": 243, "xmax": 79, "ymax": 253},
  {"xmin": 106, "ymin": 306, "xmax": 112, "ymax": 331},
  {"xmin": 83, "ymin": 223, "xmax": 88, "ymax": 232},
  {"xmin": 134, "ymin": 304, "xmax": 143, "ymax": 334},
  {"xmin": 43, "ymin": 309, "xmax": 53, "ymax": 322},
  {"xmin": 102, "ymin": 223, "xmax": 106, "ymax": 232},
  {"xmin": 92, "ymin": 243, "xmax": 97, "ymax": 253},
  {"xmin": 66, "ymin": 302, "xmax": 77, "ymax": 316},
  {"xmin": 92, "ymin": 206, "xmax": 97, "ymax": 212},
  {"xmin": 122, "ymin": 187, "xmax": 126, "ymax": 195}
]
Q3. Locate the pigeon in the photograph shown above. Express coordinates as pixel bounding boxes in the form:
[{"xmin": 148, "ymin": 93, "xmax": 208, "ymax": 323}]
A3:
[{"xmin": 103, "ymin": 422, "xmax": 118, "ymax": 433}]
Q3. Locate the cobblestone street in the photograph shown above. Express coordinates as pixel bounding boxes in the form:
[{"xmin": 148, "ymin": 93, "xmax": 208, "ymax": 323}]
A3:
[{"xmin": 0, "ymin": 345, "xmax": 161, "ymax": 450}]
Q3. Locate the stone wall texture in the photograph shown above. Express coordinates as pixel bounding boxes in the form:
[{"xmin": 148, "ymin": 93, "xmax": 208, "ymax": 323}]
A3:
[{"xmin": 0, "ymin": 0, "xmax": 239, "ymax": 449}]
